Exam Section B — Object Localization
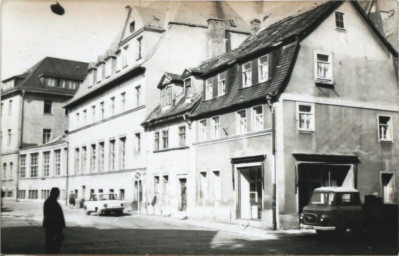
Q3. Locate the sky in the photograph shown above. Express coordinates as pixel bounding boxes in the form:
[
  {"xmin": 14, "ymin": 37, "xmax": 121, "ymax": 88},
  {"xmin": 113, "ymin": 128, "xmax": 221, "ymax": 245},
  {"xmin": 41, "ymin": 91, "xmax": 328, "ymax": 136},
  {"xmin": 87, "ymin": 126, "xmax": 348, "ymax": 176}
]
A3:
[{"xmin": 1, "ymin": 0, "xmax": 264, "ymax": 80}]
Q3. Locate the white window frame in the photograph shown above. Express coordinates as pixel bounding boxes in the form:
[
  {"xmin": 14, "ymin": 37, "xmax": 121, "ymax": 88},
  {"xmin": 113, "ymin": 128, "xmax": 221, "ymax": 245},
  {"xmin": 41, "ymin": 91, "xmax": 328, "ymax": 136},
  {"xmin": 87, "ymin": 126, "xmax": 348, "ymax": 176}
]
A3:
[
  {"xmin": 134, "ymin": 132, "xmax": 141, "ymax": 153},
  {"xmin": 258, "ymin": 55, "xmax": 269, "ymax": 82},
  {"xmin": 109, "ymin": 139, "xmax": 116, "ymax": 171},
  {"xmin": 236, "ymin": 110, "xmax": 247, "ymax": 134},
  {"xmin": 20, "ymin": 155, "xmax": 26, "ymax": 178},
  {"xmin": 205, "ymin": 78, "xmax": 213, "ymax": 100},
  {"xmin": 211, "ymin": 116, "xmax": 220, "ymax": 139},
  {"xmin": 335, "ymin": 12, "xmax": 345, "ymax": 30},
  {"xmin": 88, "ymin": 71, "xmax": 94, "ymax": 87},
  {"xmin": 136, "ymin": 36, "xmax": 143, "ymax": 60},
  {"xmin": 242, "ymin": 61, "xmax": 252, "ymax": 88},
  {"xmin": 314, "ymin": 50, "xmax": 333, "ymax": 82},
  {"xmin": 162, "ymin": 129, "xmax": 169, "ymax": 149},
  {"xmin": 178, "ymin": 125, "xmax": 186, "ymax": 147},
  {"xmin": 200, "ymin": 119, "xmax": 207, "ymax": 141},
  {"xmin": 252, "ymin": 105, "xmax": 264, "ymax": 132},
  {"xmin": 217, "ymin": 73, "xmax": 226, "ymax": 96},
  {"xmin": 105, "ymin": 58, "xmax": 113, "ymax": 78},
  {"xmin": 296, "ymin": 102, "xmax": 315, "ymax": 132},
  {"xmin": 378, "ymin": 115, "xmax": 393, "ymax": 142},
  {"xmin": 43, "ymin": 151, "xmax": 50, "ymax": 177},
  {"xmin": 97, "ymin": 64, "xmax": 104, "ymax": 82},
  {"xmin": 54, "ymin": 150, "xmax": 61, "ymax": 176}
]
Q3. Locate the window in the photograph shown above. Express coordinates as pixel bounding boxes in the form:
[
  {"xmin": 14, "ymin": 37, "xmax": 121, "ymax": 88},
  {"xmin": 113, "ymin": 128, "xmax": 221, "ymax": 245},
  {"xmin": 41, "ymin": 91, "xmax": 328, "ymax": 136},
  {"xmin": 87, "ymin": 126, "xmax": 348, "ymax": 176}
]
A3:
[
  {"xmin": 41, "ymin": 190, "xmax": 50, "ymax": 200},
  {"xmin": 135, "ymin": 85, "xmax": 141, "ymax": 107},
  {"xmin": 28, "ymin": 190, "xmax": 38, "ymax": 199},
  {"xmin": 135, "ymin": 133, "xmax": 141, "ymax": 153},
  {"xmin": 110, "ymin": 97, "xmax": 115, "ymax": 115},
  {"xmin": 121, "ymin": 92, "xmax": 126, "ymax": 111},
  {"xmin": 236, "ymin": 110, "xmax": 247, "ymax": 134},
  {"xmin": 69, "ymin": 81, "xmax": 78, "ymax": 89},
  {"xmin": 200, "ymin": 120, "xmax": 207, "ymax": 141},
  {"xmin": 217, "ymin": 73, "xmax": 226, "ymax": 96},
  {"xmin": 129, "ymin": 21, "xmax": 135, "ymax": 33},
  {"xmin": 122, "ymin": 46, "xmax": 129, "ymax": 68},
  {"xmin": 76, "ymin": 113, "xmax": 80, "ymax": 127},
  {"xmin": 137, "ymin": 36, "xmax": 143, "ymax": 60},
  {"xmin": 161, "ymin": 86, "xmax": 172, "ymax": 107},
  {"xmin": 100, "ymin": 102, "xmax": 105, "ymax": 119},
  {"xmin": 119, "ymin": 189, "xmax": 125, "ymax": 200},
  {"xmin": 199, "ymin": 171, "xmax": 208, "ymax": 202},
  {"xmin": 205, "ymin": 78, "xmax": 213, "ymax": 100},
  {"xmin": 81, "ymin": 146, "xmax": 87, "ymax": 173},
  {"xmin": 8, "ymin": 100, "xmax": 12, "ymax": 115},
  {"xmin": 154, "ymin": 132, "xmax": 159, "ymax": 150},
  {"xmin": 98, "ymin": 142, "xmax": 104, "ymax": 172},
  {"xmin": 116, "ymin": 53, "xmax": 122, "ymax": 72},
  {"xmin": 297, "ymin": 103, "xmax": 314, "ymax": 132},
  {"xmin": 119, "ymin": 137, "xmax": 126, "ymax": 170},
  {"xmin": 335, "ymin": 12, "xmax": 344, "ymax": 29},
  {"xmin": 7, "ymin": 129, "xmax": 11, "ymax": 146},
  {"xmin": 184, "ymin": 78, "xmax": 193, "ymax": 98},
  {"xmin": 1, "ymin": 103, "xmax": 3, "ymax": 116},
  {"xmin": 258, "ymin": 55, "xmax": 269, "ymax": 82},
  {"xmin": 83, "ymin": 109, "xmax": 87, "ymax": 124},
  {"xmin": 88, "ymin": 71, "xmax": 95, "ymax": 86},
  {"xmin": 179, "ymin": 126, "xmax": 186, "ymax": 146},
  {"xmin": 162, "ymin": 175, "xmax": 169, "ymax": 194},
  {"xmin": 154, "ymin": 176, "xmax": 160, "ymax": 194},
  {"xmin": 17, "ymin": 190, "xmax": 26, "ymax": 199},
  {"xmin": 90, "ymin": 144, "xmax": 96, "ymax": 173},
  {"xmin": 212, "ymin": 170, "xmax": 221, "ymax": 203},
  {"xmin": 314, "ymin": 51, "xmax": 333, "ymax": 81},
  {"xmin": 44, "ymin": 100, "xmax": 52, "ymax": 114},
  {"xmin": 105, "ymin": 59, "xmax": 112, "ymax": 78},
  {"xmin": 30, "ymin": 153, "xmax": 38, "ymax": 177},
  {"xmin": 43, "ymin": 129, "xmax": 51, "ymax": 144},
  {"xmin": 97, "ymin": 64, "xmax": 104, "ymax": 82},
  {"xmin": 2, "ymin": 163, "xmax": 6, "ymax": 180},
  {"xmin": 378, "ymin": 115, "xmax": 393, "ymax": 142},
  {"xmin": 43, "ymin": 152, "xmax": 50, "ymax": 177},
  {"xmin": 109, "ymin": 140, "xmax": 115, "ymax": 171},
  {"xmin": 20, "ymin": 155, "xmax": 26, "ymax": 178},
  {"xmin": 92, "ymin": 105, "xmax": 96, "ymax": 122},
  {"xmin": 211, "ymin": 117, "xmax": 220, "ymax": 139},
  {"xmin": 44, "ymin": 77, "xmax": 57, "ymax": 87},
  {"xmin": 252, "ymin": 106, "xmax": 264, "ymax": 131},
  {"xmin": 74, "ymin": 148, "xmax": 80, "ymax": 174},
  {"xmin": 54, "ymin": 150, "xmax": 61, "ymax": 176},
  {"xmin": 162, "ymin": 130, "xmax": 169, "ymax": 149},
  {"xmin": 9, "ymin": 162, "xmax": 13, "ymax": 180},
  {"xmin": 242, "ymin": 62, "xmax": 252, "ymax": 87}
]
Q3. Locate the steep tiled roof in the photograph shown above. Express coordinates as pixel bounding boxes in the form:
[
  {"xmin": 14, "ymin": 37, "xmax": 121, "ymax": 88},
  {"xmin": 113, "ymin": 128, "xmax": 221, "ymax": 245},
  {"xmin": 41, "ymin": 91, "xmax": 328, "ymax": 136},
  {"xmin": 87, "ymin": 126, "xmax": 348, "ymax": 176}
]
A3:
[
  {"xmin": 190, "ymin": 1, "xmax": 343, "ymax": 75},
  {"xmin": 142, "ymin": 93, "xmax": 201, "ymax": 127},
  {"xmin": 2, "ymin": 57, "xmax": 88, "ymax": 97},
  {"xmin": 190, "ymin": 42, "xmax": 299, "ymax": 118}
]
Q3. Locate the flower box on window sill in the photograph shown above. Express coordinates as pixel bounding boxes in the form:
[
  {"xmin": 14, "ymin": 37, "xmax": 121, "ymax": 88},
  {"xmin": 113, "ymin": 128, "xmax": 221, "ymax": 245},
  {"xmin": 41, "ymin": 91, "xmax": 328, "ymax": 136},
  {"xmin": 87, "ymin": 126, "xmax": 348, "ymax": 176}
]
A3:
[{"xmin": 315, "ymin": 79, "xmax": 335, "ymax": 89}]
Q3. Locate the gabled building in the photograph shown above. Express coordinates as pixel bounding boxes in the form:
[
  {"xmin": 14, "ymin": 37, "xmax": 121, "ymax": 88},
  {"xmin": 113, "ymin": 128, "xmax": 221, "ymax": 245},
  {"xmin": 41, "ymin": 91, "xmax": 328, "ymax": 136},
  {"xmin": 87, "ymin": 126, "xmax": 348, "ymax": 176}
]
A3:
[
  {"xmin": 149, "ymin": 1, "xmax": 398, "ymax": 229},
  {"xmin": 1, "ymin": 57, "xmax": 88, "ymax": 200},
  {"xmin": 63, "ymin": 2, "xmax": 250, "ymax": 212}
]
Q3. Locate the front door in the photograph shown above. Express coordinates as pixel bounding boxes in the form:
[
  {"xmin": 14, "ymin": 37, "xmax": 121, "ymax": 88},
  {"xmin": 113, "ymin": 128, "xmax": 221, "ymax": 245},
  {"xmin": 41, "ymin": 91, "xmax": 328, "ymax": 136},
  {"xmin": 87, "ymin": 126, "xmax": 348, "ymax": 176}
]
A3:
[
  {"xmin": 179, "ymin": 178, "xmax": 187, "ymax": 211},
  {"xmin": 238, "ymin": 166, "xmax": 262, "ymax": 220},
  {"xmin": 133, "ymin": 179, "xmax": 143, "ymax": 211}
]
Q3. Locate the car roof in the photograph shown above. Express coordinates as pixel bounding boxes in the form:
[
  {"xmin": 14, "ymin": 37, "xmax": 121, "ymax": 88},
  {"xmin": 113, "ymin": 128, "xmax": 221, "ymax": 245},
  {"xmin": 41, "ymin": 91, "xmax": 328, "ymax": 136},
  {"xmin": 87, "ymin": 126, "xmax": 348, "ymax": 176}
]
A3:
[{"xmin": 313, "ymin": 186, "xmax": 359, "ymax": 193}]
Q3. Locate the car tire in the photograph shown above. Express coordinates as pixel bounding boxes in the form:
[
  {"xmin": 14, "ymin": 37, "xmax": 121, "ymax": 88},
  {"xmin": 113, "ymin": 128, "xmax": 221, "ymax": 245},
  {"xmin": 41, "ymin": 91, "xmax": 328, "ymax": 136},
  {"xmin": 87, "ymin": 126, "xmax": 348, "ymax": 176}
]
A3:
[
  {"xmin": 85, "ymin": 207, "xmax": 91, "ymax": 215},
  {"xmin": 116, "ymin": 210, "xmax": 123, "ymax": 216}
]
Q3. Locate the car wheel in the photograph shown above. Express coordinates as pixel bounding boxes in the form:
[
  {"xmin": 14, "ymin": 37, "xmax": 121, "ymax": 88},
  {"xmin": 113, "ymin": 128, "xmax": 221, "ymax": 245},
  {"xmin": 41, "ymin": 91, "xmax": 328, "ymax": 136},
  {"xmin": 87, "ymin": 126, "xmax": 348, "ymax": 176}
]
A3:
[
  {"xmin": 85, "ymin": 207, "xmax": 91, "ymax": 215},
  {"xmin": 116, "ymin": 210, "xmax": 123, "ymax": 216}
]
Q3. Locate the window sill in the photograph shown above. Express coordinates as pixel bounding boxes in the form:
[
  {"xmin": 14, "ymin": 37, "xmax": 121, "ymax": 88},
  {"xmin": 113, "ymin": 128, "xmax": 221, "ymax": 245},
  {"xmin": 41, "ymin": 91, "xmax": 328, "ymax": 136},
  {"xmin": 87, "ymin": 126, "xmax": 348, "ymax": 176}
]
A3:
[
  {"xmin": 153, "ymin": 146, "xmax": 189, "ymax": 153},
  {"xmin": 335, "ymin": 27, "xmax": 346, "ymax": 32},
  {"xmin": 298, "ymin": 129, "xmax": 314, "ymax": 134},
  {"xmin": 315, "ymin": 79, "xmax": 334, "ymax": 89},
  {"xmin": 379, "ymin": 139, "xmax": 393, "ymax": 144},
  {"xmin": 43, "ymin": 113, "xmax": 53, "ymax": 116}
]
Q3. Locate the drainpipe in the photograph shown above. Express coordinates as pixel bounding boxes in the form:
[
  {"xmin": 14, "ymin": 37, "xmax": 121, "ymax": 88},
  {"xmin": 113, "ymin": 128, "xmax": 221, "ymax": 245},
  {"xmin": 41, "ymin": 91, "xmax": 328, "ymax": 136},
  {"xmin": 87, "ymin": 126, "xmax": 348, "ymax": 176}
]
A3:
[
  {"xmin": 266, "ymin": 94, "xmax": 277, "ymax": 230},
  {"xmin": 15, "ymin": 90, "xmax": 26, "ymax": 202},
  {"xmin": 65, "ymin": 141, "xmax": 69, "ymax": 206}
]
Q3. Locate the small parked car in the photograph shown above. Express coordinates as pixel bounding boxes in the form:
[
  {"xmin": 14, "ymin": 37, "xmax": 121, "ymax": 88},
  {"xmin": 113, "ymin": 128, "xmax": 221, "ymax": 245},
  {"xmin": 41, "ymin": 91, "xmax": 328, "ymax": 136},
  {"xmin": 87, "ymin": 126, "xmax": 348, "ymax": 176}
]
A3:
[
  {"xmin": 84, "ymin": 193, "xmax": 125, "ymax": 216},
  {"xmin": 299, "ymin": 187, "xmax": 363, "ymax": 235}
]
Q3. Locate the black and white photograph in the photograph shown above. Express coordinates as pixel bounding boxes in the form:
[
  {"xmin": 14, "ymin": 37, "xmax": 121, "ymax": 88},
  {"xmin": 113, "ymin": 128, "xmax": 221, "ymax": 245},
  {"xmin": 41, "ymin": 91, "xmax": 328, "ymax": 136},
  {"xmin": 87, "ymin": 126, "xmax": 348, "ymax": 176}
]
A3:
[{"xmin": 1, "ymin": 0, "xmax": 398, "ymax": 254}]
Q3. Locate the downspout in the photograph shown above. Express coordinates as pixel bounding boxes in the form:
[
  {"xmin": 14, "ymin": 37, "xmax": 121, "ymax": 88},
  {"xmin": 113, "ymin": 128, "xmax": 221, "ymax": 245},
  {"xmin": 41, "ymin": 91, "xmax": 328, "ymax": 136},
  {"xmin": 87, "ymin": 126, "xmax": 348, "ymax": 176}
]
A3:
[
  {"xmin": 16, "ymin": 90, "xmax": 26, "ymax": 202},
  {"xmin": 266, "ymin": 94, "xmax": 277, "ymax": 230},
  {"xmin": 65, "ymin": 141, "xmax": 69, "ymax": 206}
]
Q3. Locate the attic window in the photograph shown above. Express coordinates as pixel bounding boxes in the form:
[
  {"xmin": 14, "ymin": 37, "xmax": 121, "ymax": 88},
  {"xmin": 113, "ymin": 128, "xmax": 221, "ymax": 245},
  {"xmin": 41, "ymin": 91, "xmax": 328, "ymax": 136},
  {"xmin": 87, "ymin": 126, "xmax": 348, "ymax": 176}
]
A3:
[
  {"xmin": 161, "ymin": 85, "xmax": 173, "ymax": 108},
  {"xmin": 184, "ymin": 78, "xmax": 193, "ymax": 97},
  {"xmin": 335, "ymin": 12, "xmax": 344, "ymax": 30},
  {"xmin": 130, "ymin": 21, "xmax": 135, "ymax": 33}
]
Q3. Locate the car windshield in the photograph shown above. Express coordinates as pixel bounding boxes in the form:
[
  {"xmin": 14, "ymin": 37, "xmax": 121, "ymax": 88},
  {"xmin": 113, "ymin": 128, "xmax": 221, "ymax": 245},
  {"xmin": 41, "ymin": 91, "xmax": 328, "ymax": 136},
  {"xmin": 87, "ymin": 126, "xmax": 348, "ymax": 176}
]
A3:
[
  {"xmin": 98, "ymin": 194, "xmax": 117, "ymax": 200},
  {"xmin": 310, "ymin": 192, "xmax": 335, "ymax": 205}
]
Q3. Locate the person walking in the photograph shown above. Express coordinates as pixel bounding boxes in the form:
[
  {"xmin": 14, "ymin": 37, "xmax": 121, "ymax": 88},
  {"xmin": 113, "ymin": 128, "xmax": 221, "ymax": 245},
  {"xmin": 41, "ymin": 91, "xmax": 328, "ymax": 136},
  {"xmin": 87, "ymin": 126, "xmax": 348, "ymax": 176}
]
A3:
[
  {"xmin": 43, "ymin": 187, "xmax": 65, "ymax": 254},
  {"xmin": 69, "ymin": 191, "xmax": 75, "ymax": 207}
]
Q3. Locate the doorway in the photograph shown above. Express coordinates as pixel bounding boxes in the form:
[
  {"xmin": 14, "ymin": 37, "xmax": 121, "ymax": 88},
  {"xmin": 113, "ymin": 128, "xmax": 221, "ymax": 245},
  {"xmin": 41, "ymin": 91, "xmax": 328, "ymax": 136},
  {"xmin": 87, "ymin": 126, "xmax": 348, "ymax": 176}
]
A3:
[
  {"xmin": 237, "ymin": 166, "xmax": 263, "ymax": 220},
  {"xmin": 179, "ymin": 178, "xmax": 187, "ymax": 211},
  {"xmin": 133, "ymin": 179, "xmax": 143, "ymax": 211},
  {"xmin": 298, "ymin": 164, "xmax": 352, "ymax": 212},
  {"xmin": 381, "ymin": 172, "xmax": 395, "ymax": 204}
]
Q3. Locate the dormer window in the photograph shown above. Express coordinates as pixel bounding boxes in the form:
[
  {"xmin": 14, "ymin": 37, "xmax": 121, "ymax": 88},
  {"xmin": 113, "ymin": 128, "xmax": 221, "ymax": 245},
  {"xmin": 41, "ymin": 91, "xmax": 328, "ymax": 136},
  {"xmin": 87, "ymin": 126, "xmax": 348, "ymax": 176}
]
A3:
[
  {"xmin": 97, "ymin": 64, "xmax": 104, "ymax": 82},
  {"xmin": 105, "ymin": 58, "xmax": 113, "ymax": 78},
  {"xmin": 314, "ymin": 51, "xmax": 333, "ymax": 82},
  {"xmin": 130, "ymin": 21, "xmax": 135, "ymax": 33},
  {"xmin": 242, "ymin": 62, "xmax": 252, "ymax": 87},
  {"xmin": 44, "ymin": 77, "xmax": 57, "ymax": 87},
  {"xmin": 184, "ymin": 78, "xmax": 193, "ymax": 98},
  {"xmin": 205, "ymin": 78, "xmax": 213, "ymax": 100},
  {"xmin": 137, "ymin": 36, "xmax": 143, "ymax": 60},
  {"xmin": 88, "ymin": 71, "xmax": 95, "ymax": 87},
  {"xmin": 217, "ymin": 73, "xmax": 226, "ymax": 96},
  {"xmin": 122, "ymin": 45, "xmax": 129, "ymax": 68},
  {"xmin": 2, "ymin": 80, "xmax": 15, "ymax": 91},
  {"xmin": 161, "ymin": 85, "xmax": 173, "ymax": 108},
  {"xmin": 258, "ymin": 55, "xmax": 269, "ymax": 82},
  {"xmin": 116, "ymin": 52, "xmax": 122, "ymax": 72},
  {"xmin": 335, "ymin": 12, "xmax": 344, "ymax": 30}
]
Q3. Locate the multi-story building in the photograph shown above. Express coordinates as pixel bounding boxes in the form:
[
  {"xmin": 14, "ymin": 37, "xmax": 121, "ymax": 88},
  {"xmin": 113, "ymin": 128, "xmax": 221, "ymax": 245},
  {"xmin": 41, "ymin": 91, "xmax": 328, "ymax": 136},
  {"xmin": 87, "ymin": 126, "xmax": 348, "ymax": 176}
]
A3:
[
  {"xmin": 144, "ymin": 1, "xmax": 398, "ymax": 229},
  {"xmin": 63, "ymin": 2, "xmax": 250, "ymax": 211},
  {"xmin": 1, "ymin": 57, "xmax": 88, "ymax": 200}
]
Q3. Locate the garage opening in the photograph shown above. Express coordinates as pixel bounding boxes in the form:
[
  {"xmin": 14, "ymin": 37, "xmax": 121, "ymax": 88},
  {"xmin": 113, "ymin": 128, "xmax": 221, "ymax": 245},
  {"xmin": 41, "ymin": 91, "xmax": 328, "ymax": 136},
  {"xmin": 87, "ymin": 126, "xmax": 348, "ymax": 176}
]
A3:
[{"xmin": 298, "ymin": 164, "xmax": 353, "ymax": 212}]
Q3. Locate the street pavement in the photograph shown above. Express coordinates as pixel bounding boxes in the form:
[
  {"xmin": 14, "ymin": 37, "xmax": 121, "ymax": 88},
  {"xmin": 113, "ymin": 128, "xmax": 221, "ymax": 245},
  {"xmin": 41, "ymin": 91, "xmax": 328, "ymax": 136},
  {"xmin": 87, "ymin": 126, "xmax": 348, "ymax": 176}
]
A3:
[{"xmin": 1, "ymin": 200, "xmax": 398, "ymax": 255}]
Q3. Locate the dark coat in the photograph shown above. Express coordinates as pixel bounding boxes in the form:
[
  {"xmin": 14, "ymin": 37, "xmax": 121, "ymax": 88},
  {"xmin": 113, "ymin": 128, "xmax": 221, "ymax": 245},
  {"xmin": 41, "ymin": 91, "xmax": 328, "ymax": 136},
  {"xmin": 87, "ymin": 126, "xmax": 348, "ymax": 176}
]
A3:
[{"xmin": 43, "ymin": 198, "xmax": 66, "ymax": 229}]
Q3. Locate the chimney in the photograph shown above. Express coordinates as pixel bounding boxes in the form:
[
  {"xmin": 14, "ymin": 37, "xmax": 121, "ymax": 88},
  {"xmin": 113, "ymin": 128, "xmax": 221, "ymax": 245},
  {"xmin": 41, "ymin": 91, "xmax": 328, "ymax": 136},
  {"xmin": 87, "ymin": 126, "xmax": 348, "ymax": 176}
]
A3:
[
  {"xmin": 207, "ymin": 18, "xmax": 227, "ymax": 59},
  {"xmin": 250, "ymin": 19, "xmax": 261, "ymax": 35}
]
